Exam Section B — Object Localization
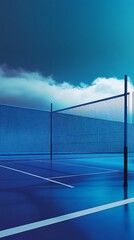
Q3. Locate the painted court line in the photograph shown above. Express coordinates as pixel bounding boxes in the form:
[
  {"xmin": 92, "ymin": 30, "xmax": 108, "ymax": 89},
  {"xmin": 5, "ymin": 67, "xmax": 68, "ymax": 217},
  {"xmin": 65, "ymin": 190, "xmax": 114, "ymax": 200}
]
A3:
[
  {"xmin": 54, "ymin": 160, "xmax": 121, "ymax": 172},
  {"xmin": 49, "ymin": 170, "xmax": 119, "ymax": 179},
  {"xmin": 1, "ymin": 197, "xmax": 134, "ymax": 238},
  {"xmin": 127, "ymin": 171, "xmax": 134, "ymax": 175},
  {"xmin": 0, "ymin": 164, "xmax": 73, "ymax": 189}
]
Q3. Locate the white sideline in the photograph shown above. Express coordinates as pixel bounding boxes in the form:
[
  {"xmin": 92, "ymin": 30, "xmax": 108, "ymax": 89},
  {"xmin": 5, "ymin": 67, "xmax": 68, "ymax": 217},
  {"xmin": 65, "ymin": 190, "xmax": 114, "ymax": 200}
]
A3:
[
  {"xmin": 0, "ymin": 164, "xmax": 74, "ymax": 188},
  {"xmin": 1, "ymin": 197, "xmax": 134, "ymax": 238}
]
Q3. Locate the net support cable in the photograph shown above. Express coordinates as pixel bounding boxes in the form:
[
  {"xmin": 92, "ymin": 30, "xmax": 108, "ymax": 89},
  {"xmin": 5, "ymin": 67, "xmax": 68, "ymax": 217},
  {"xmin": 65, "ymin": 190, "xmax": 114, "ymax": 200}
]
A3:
[{"xmin": 53, "ymin": 94, "xmax": 126, "ymax": 113}]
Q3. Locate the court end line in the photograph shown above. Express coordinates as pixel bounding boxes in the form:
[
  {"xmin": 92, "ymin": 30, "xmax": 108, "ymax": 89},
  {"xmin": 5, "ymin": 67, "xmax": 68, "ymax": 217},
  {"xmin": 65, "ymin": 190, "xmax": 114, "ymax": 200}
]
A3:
[
  {"xmin": 0, "ymin": 164, "xmax": 74, "ymax": 189},
  {"xmin": 1, "ymin": 197, "xmax": 134, "ymax": 238},
  {"xmin": 49, "ymin": 170, "xmax": 119, "ymax": 179},
  {"xmin": 53, "ymin": 160, "xmax": 120, "ymax": 172}
]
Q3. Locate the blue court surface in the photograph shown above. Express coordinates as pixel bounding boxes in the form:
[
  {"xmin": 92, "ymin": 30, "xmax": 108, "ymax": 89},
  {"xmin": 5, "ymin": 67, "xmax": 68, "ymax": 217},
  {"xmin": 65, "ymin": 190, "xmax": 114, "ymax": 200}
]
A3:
[{"xmin": 1, "ymin": 154, "xmax": 134, "ymax": 240}]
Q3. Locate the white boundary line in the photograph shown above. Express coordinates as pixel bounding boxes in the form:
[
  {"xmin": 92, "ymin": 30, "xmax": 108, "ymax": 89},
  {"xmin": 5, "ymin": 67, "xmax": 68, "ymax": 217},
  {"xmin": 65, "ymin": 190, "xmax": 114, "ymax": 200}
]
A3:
[
  {"xmin": 13, "ymin": 159, "xmax": 121, "ymax": 173},
  {"xmin": 127, "ymin": 171, "xmax": 134, "ymax": 174},
  {"xmin": 52, "ymin": 160, "xmax": 125, "ymax": 176},
  {"xmin": 1, "ymin": 197, "xmax": 134, "ymax": 238},
  {"xmin": 53, "ymin": 160, "xmax": 121, "ymax": 172},
  {"xmin": 0, "ymin": 164, "xmax": 74, "ymax": 189},
  {"xmin": 49, "ymin": 170, "xmax": 120, "ymax": 179}
]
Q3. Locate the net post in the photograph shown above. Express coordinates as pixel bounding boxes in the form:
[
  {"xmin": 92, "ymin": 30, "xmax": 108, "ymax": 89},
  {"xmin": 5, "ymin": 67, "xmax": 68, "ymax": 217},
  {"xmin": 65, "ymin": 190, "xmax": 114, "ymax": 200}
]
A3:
[
  {"xmin": 50, "ymin": 103, "xmax": 53, "ymax": 160},
  {"xmin": 123, "ymin": 75, "xmax": 128, "ymax": 187},
  {"xmin": 132, "ymin": 92, "xmax": 134, "ymax": 124}
]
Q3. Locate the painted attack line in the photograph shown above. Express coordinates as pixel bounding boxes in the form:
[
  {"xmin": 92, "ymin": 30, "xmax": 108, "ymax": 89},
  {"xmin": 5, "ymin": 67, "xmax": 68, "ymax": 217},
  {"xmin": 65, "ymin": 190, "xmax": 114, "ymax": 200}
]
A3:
[
  {"xmin": 1, "ymin": 197, "xmax": 134, "ymax": 238},
  {"xmin": 0, "ymin": 164, "xmax": 73, "ymax": 188}
]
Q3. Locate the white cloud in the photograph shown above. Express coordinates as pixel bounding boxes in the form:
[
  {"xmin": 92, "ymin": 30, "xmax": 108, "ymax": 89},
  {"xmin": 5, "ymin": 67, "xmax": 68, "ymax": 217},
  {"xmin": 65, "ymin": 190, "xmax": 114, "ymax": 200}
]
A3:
[{"xmin": 0, "ymin": 66, "xmax": 134, "ymax": 111}]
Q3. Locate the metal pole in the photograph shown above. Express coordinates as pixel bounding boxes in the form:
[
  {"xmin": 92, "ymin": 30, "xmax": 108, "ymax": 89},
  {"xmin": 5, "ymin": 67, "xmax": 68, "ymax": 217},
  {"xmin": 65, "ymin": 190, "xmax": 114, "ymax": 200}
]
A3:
[
  {"xmin": 50, "ymin": 103, "xmax": 53, "ymax": 160},
  {"xmin": 132, "ymin": 92, "xmax": 134, "ymax": 124},
  {"xmin": 123, "ymin": 75, "xmax": 128, "ymax": 187}
]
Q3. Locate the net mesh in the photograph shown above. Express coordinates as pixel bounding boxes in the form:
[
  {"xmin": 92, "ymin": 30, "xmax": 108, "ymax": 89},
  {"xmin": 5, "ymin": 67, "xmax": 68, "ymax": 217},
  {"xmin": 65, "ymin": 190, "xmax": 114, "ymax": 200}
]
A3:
[
  {"xmin": 128, "ymin": 92, "xmax": 134, "ymax": 153},
  {"xmin": 52, "ymin": 95, "xmax": 125, "ymax": 154},
  {"xmin": 0, "ymin": 105, "xmax": 50, "ymax": 155},
  {"xmin": 0, "ymin": 93, "xmax": 133, "ymax": 157}
]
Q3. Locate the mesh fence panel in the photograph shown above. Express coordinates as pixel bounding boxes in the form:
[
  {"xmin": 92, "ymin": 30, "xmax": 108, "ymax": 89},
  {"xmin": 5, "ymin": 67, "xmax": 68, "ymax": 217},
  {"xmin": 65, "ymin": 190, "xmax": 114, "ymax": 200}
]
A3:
[
  {"xmin": 52, "ymin": 95, "xmax": 125, "ymax": 154},
  {"xmin": 0, "ymin": 105, "xmax": 50, "ymax": 155}
]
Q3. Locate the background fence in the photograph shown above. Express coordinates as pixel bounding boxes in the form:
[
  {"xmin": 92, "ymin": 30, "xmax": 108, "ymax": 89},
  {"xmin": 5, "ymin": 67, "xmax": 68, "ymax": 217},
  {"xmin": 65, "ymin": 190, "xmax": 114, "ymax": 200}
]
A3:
[{"xmin": 0, "ymin": 105, "xmax": 50, "ymax": 155}]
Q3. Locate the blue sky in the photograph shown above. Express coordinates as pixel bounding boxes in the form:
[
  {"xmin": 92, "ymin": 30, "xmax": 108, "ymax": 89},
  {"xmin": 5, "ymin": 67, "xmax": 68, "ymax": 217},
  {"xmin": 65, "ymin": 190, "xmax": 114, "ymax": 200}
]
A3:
[{"xmin": 0, "ymin": 0, "xmax": 134, "ymax": 109}]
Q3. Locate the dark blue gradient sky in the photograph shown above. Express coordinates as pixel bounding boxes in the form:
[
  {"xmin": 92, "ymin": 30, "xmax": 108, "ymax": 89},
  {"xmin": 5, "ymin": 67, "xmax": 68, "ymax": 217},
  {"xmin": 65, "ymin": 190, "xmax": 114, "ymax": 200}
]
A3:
[{"xmin": 0, "ymin": 0, "xmax": 134, "ymax": 85}]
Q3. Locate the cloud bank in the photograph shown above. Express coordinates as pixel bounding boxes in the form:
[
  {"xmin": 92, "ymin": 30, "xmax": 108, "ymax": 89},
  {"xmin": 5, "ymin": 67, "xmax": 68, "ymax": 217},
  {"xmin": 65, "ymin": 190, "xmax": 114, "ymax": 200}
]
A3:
[{"xmin": 0, "ymin": 66, "xmax": 134, "ymax": 111}]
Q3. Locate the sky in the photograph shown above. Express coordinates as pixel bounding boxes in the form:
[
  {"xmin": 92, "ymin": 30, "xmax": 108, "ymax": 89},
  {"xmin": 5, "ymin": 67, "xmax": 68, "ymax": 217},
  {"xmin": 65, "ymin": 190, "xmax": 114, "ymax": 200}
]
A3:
[{"xmin": 0, "ymin": 0, "xmax": 134, "ymax": 110}]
